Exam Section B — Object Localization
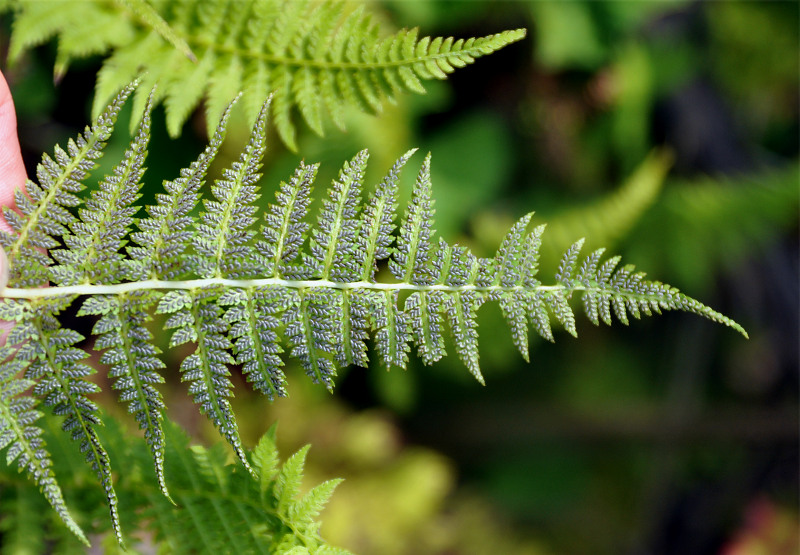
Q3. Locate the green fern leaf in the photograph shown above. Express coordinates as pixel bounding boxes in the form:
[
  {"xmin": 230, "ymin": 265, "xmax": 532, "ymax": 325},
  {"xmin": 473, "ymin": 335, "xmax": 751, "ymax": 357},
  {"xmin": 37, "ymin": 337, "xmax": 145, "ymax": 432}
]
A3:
[
  {"xmin": 289, "ymin": 477, "xmax": 343, "ymax": 529},
  {"xmin": 122, "ymin": 419, "xmax": 345, "ymax": 551},
  {"xmin": 374, "ymin": 290, "xmax": 412, "ymax": 370},
  {"xmin": 220, "ymin": 286, "xmax": 290, "ymax": 400},
  {"xmin": 0, "ymin": 89, "xmax": 747, "ymax": 546},
  {"xmin": 0, "ymin": 480, "xmax": 48, "ymax": 554},
  {"xmin": 444, "ymin": 291, "xmax": 486, "ymax": 383},
  {"xmin": 128, "ymin": 96, "xmax": 235, "ymax": 280},
  {"xmin": 51, "ymin": 88, "xmax": 153, "ymax": 286},
  {"xmin": 310, "ymin": 150, "xmax": 368, "ymax": 281},
  {"xmin": 78, "ymin": 291, "xmax": 170, "ymax": 501},
  {"xmin": 357, "ymin": 148, "xmax": 416, "ymax": 281},
  {"xmin": 275, "ymin": 445, "xmax": 310, "ymax": 514},
  {"xmin": 285, "ymin": 288, "xmax": 340, "ymax": 391},
  {"xmin": 4, "ymin": 0, "xmax": 526, "ymax": 149},
  {"xmin": 259, "ymin": 162, "xmax": 318, "ymax": 279},
  {"xmin": 252, "ymin": 423, "xmax": 280, "ymax": 488},
  {"xmin": 541, "ymin": 150, "xmax": 672, "ymax": 264},
  {"xmin": 406, "ymin": 291, "xmax": 447, "ymax": 366},
  {"xmin": 390, "ymin": 153, "xmax": 437, "ymax": 285}
]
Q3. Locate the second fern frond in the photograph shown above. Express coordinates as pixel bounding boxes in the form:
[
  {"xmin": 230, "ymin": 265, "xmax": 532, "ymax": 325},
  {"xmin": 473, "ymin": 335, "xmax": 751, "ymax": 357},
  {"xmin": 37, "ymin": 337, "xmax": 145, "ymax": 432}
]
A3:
[{"xmin": 4, "ymin": 0, "xmax": 526, "ymax": 150}]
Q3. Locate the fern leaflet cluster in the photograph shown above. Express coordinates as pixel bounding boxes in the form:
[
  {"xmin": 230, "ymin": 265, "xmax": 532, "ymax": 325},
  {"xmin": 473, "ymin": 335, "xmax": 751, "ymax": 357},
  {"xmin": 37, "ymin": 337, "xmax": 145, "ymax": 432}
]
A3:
[
  {"xmin": 0, "ymin": 87, "xmax": 746, "ymax": 545},
  {"xmin": 4, "ymin": 0, "xmax": 526, "ymax": 149}
]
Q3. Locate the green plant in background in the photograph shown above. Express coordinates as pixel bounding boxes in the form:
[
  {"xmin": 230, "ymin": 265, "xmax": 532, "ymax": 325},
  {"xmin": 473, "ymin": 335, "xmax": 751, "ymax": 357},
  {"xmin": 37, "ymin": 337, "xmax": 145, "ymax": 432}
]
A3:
[
  {"xmin": 3, "ymin": 0, "xmax": 524, "ymax": 149},
  {"xmin": 0, "ymin": 413, "xmax": 346, "ymax": 553}
]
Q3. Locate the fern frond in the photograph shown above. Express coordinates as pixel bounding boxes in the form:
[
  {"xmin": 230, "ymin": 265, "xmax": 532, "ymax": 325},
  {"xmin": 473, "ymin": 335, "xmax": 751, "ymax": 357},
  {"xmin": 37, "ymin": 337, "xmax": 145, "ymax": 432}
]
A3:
[
  {"xmin": 541, "ymin": 150, "xmax": 672, "ymax": 263},
  {"xmin": 5, "ymin": 0, "xmax": 526, "ymax": 149},
  {"xmin": 0, "ymin": 478, "xmax": 48, "ymax": 554},
  {"xmin": 626, "ymin": 162, "xmax": 800, "ymax": 291},
  {"xmin": 1, "ymin": 413, "xmax": 349, "ymax": 552},
  {"xmin": 139, "ymin": 421, "xmax": 347, "ymax": 553},
  {"xmin": 0, "ymin": 90, "xmax": 746, "ymax": 544},
  {"xmin": 116, "ymin": 0, "xmax": 196, "ymax": 62}
]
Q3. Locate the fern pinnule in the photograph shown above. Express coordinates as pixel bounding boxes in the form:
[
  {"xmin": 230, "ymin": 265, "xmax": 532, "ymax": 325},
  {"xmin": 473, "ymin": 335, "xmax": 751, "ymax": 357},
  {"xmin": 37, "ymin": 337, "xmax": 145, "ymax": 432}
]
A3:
[
  {"xmin": 195, "ymin": 96, "xmax": 269, "ymax": 280},
  {"xmin": 51, "ymin": 87, "xmax": 154, "ymax": 287},
  {"xmin": 285, "ymin": 288, "xmax": 341, "ymax": 392},
  {"xmin": 78, "ymin": 290, "xmax": 170, "ymax": 502},
  {"xmin": 157, "ymin": 286, "xmax": 254, "ymax": 477},
  {"xmin": 24, "ymin": 297, "xmax": 124, "ymax": 546},
  {"xmin": 357, "ymin": 148, "xmax": 417, "ymax": 282},
  {"xmin": 220, "ymin": 286, "xmax": 289, "ymax": 401},
  {"xmin": 390, "ymin": 153, "xmax": 437, "ymax": 285},
  {"xmin": 310, "ymin": 149, "xmax": 369, "ymax": 282},
  {"xmin": 375, "ymin": 290, "xmax": 413, "ymax": 371},
  {"xmin": 406, "ymin": 291, "xmax": 447, "ymax": 366},
  {"xmin": 258, "ymin": 161, "xmax": 318, "ymax": 280}
]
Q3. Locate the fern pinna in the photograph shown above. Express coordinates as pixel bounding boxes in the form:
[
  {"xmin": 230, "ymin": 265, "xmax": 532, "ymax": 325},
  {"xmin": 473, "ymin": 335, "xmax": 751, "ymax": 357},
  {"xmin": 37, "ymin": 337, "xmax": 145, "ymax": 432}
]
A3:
[
  {"xmin": 4, "ymin": 0, "xmax": 526, "ymax": 150},
  {"xmin": 0, "ymin": 85, "xmax": 747, "ymax": 546}
]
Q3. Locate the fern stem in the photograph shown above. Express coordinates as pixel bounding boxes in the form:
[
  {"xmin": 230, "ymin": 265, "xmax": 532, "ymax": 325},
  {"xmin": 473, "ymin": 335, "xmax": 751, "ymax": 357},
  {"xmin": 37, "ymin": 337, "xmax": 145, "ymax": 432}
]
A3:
[{"xmin": 1, "ymin": 279, "xmax": 570, "ymax": 298}]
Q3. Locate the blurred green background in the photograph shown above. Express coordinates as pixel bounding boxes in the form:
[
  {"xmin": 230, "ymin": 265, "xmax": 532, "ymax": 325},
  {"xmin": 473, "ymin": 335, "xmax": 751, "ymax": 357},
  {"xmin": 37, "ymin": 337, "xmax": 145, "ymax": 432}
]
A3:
[{"xmin": 1, "ymin": 1, "xmax": 798, "ymax": 553}]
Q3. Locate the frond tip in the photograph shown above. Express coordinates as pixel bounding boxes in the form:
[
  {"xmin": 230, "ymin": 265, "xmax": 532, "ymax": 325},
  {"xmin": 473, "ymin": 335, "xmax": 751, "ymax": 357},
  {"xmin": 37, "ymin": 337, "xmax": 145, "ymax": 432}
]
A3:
[{"xmin": 0, "ymin": 88, "xmax": 746, "ymax": 547}]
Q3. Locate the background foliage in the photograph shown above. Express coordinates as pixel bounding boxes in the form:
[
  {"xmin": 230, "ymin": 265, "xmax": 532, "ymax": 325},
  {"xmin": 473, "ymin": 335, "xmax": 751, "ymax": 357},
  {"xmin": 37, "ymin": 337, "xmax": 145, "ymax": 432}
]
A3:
[{"xmin": 1, "ymin": 1, "xmax": 798, "ymax": 554}]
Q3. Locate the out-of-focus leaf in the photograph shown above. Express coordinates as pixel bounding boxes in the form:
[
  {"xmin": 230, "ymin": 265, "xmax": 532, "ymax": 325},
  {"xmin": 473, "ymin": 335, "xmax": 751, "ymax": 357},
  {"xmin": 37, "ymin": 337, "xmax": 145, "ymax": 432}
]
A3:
[
  {"xmin": 627, "ymin": 163, "xmax": 800, "ymax": 292},
  {"xmin": 530, "ymin": 1, "xmax": 604, "ymax": 69},
  {"xmin": 424, "ymin": 110, "xmax": 514, "ymax": 238},
  {"xmin": 540, "ymin": 150, "xmax": 672, "ymax": 268}
]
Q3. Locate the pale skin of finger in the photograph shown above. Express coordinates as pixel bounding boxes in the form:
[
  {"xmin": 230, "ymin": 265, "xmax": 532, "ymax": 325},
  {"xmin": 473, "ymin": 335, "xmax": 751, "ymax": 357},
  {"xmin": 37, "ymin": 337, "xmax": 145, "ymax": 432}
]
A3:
[
  {"xmin": 0, "ymin": 70, "xmax": 27, "ymax": 234},
  {"xmin": 0, "ymin": 70, "xmax": 26, "ymax": 338}
]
